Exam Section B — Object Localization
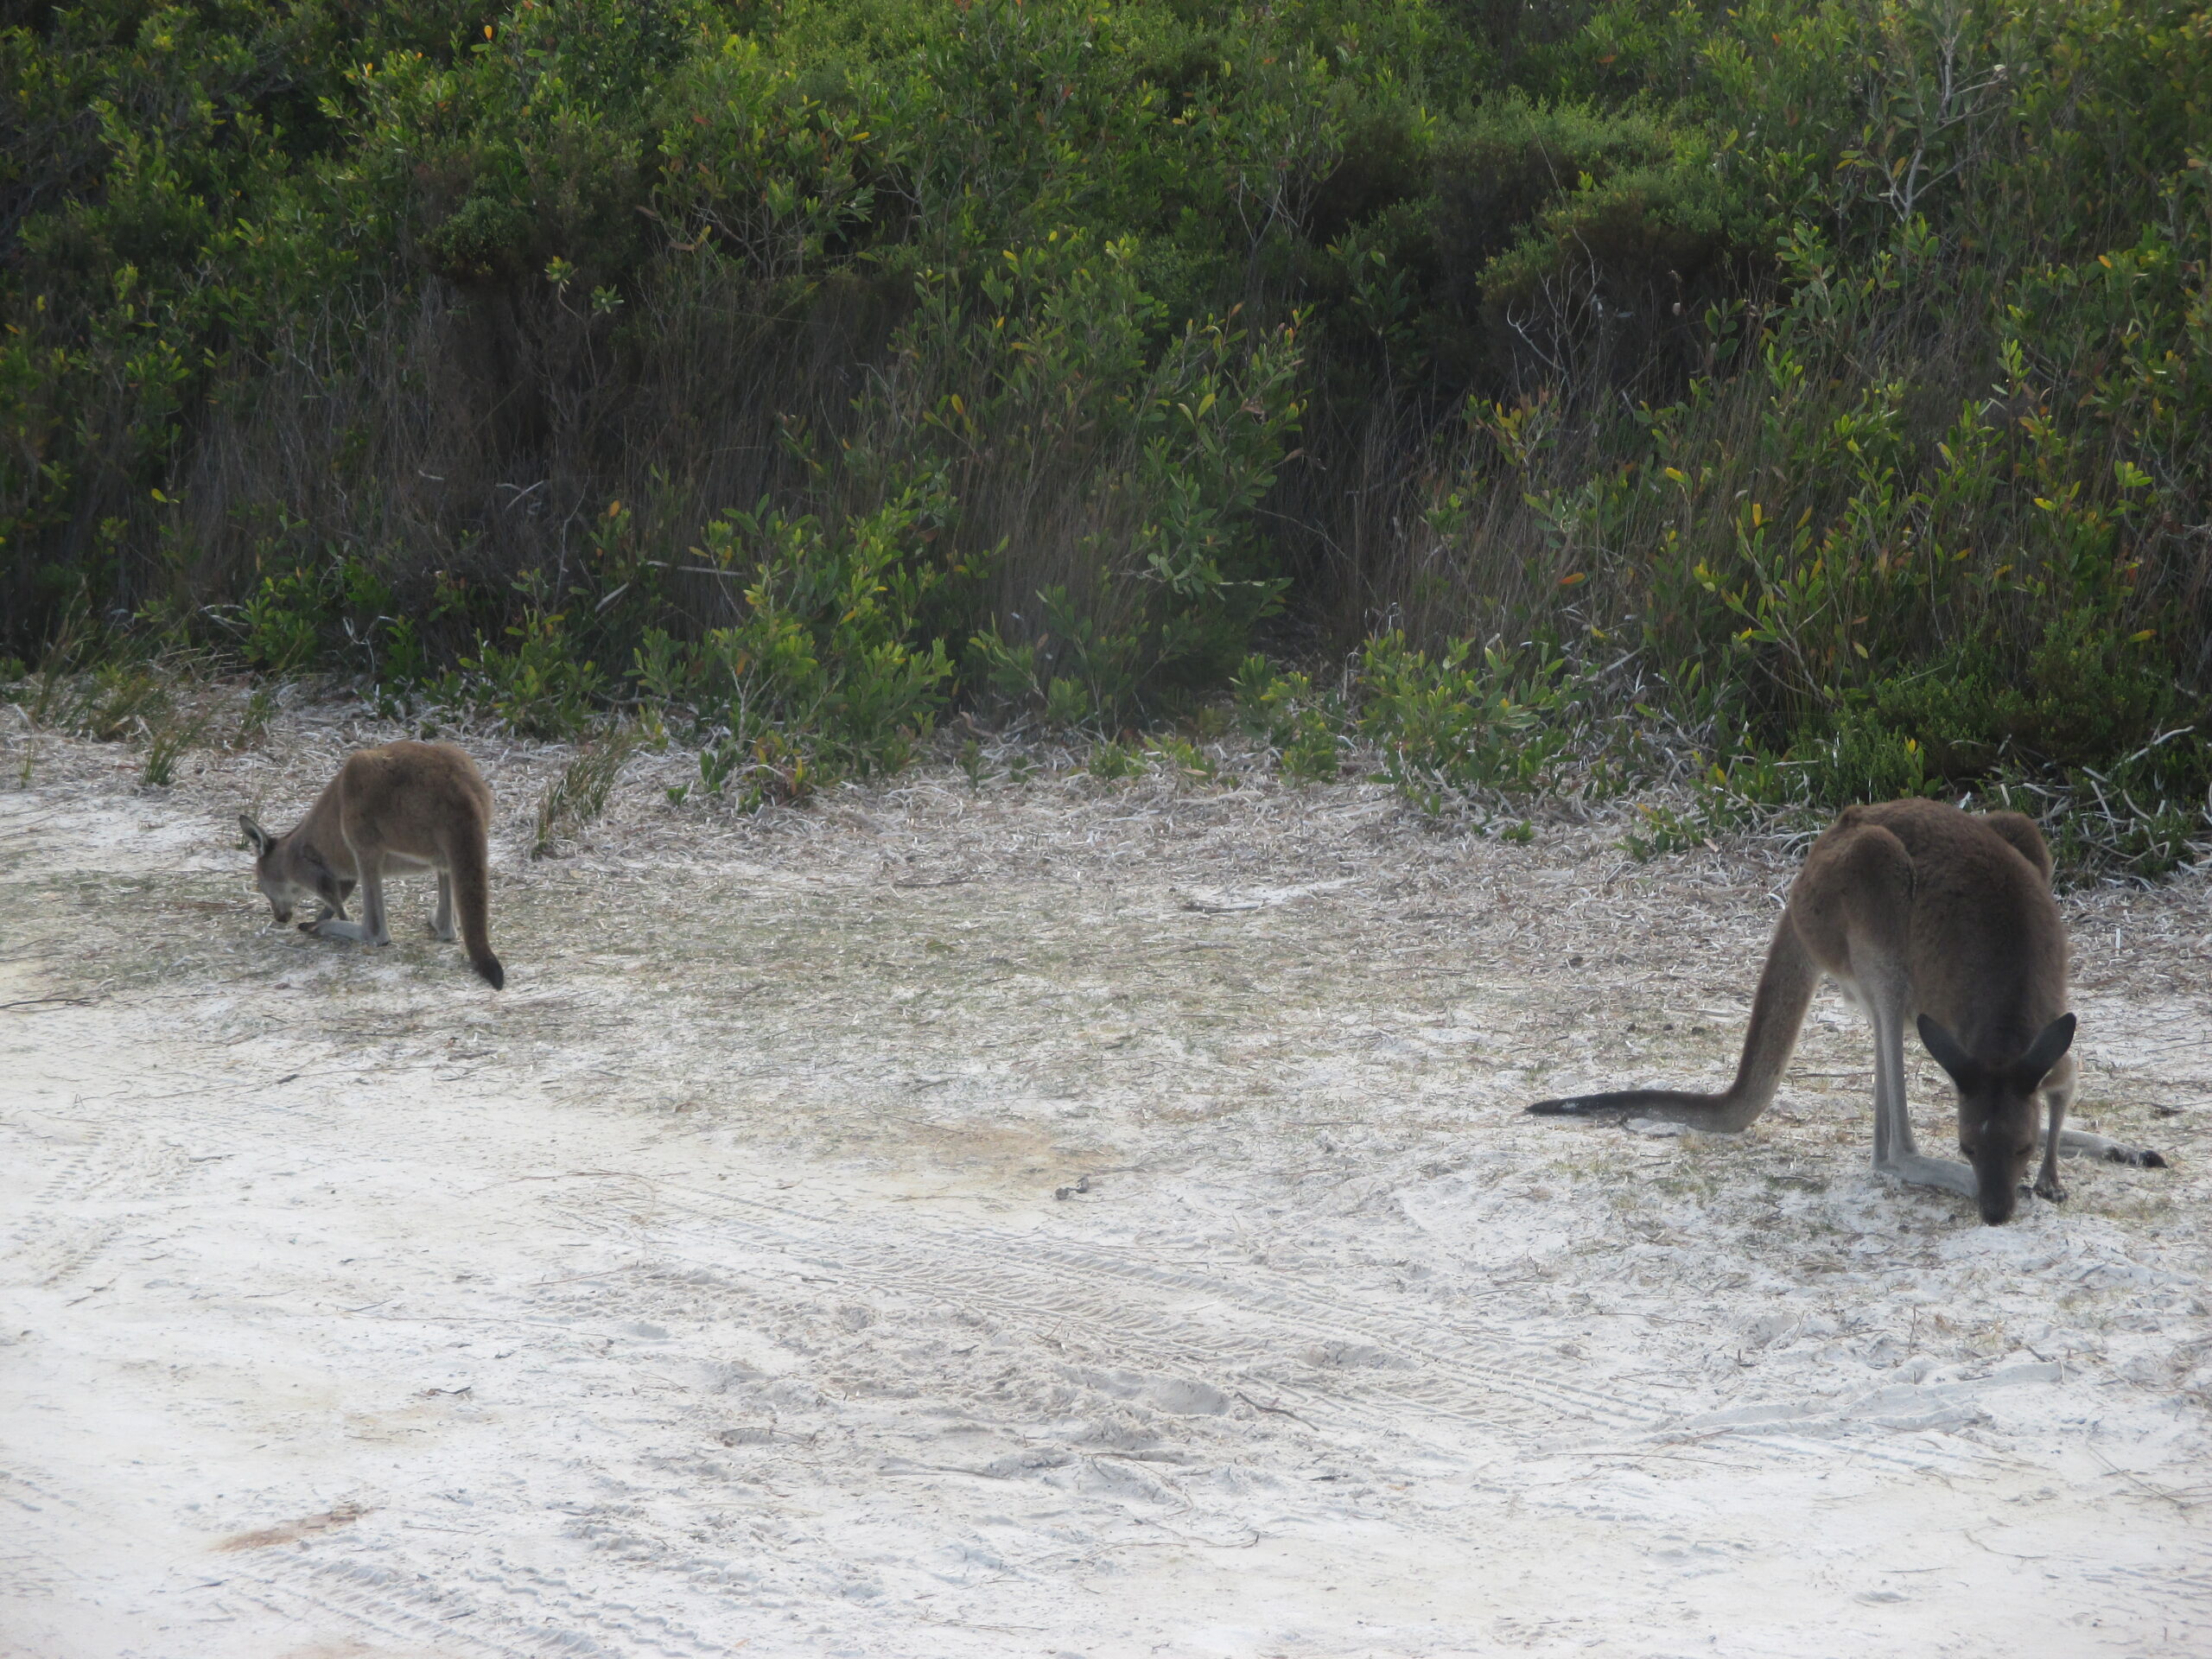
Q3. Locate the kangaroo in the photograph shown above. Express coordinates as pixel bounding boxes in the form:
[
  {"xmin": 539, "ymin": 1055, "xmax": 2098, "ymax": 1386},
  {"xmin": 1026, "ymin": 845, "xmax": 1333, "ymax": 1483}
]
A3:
[
  {"xmin": 1529, "ymin": 799, "xmax": 2163, "ymax": 1223},
  {"xmin": 240, "ymin": 741, "xmax": 505, "ymax": 988}
]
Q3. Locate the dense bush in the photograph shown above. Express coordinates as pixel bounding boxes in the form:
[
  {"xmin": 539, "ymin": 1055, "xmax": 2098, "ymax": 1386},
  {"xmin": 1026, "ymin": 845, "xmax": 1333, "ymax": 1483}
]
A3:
[{"xmin": 3, "ymin": 0, "xmax": 2207, "ymax": 868}]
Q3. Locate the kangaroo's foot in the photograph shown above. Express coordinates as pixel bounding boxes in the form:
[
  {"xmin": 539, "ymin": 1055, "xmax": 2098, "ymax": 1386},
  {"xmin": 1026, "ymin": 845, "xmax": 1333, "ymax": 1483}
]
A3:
[
  {"xmin": 2034, "ymin": 1168, "xmax": 2069, "ymax": 1205},
  {"xmin": 1877, "ymin": 1151, "xmax": 1980, "ymax": 1199},
  {"xmin": 2055, "ymin": 1126, "xmax": 2166, "ymax": 1168},
  {"xmin": 304, "ymin": 918, "xmax": 368, "ymax": 943},
  {"xmin": 430, "ymin": 917, "xmax": 457, "ymax": 943}
]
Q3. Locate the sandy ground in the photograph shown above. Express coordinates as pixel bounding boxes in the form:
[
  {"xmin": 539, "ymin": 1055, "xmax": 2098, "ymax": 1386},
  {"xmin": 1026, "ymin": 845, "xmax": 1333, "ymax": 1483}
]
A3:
[{"xmin": 3, "ymin": 702, "xmax": 2210, "ymax": 1659}]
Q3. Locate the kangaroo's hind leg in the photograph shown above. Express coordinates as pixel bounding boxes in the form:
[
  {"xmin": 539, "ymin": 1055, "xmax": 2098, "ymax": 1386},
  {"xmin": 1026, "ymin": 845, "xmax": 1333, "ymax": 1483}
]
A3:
[
  {"xmin": 357, "ymin": 862, "xmax": 391, "ymax": 946},
  {"xmin": 2044, "ymin": 1052, "xmax": 2167, "ymax": 1172},
  {"xmin": 432, "ymin": 870, "xmax": 457, "ymax": 942},
  {"xmin": 2054, "ymin": 1127, "xmax": 2168, "ymax": 1167},
  {"xmin": 1804, "ymin": 821, "xmax": 1975, "ymax": 1198}
]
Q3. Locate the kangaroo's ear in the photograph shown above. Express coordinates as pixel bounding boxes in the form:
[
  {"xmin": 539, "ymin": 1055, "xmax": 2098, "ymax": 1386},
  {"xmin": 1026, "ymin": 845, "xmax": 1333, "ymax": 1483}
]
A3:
[
  {"xmin": 239, "ymin": 814, "xmax": 269, "ymax": 855},
  {"xmin": 2011, "ymin": 1013, "xmax": 2077, "ymax": 1090},
  {"xmin": 1916, "ymin": 1014, "xmax": 1980, "ymax": 1089}
]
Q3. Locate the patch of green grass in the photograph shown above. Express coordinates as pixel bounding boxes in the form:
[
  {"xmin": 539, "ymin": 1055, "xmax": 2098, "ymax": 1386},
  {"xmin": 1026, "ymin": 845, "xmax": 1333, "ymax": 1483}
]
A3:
[{"xmin": 232, "ymin": 686, "xmax": 279, "ymax": 749}]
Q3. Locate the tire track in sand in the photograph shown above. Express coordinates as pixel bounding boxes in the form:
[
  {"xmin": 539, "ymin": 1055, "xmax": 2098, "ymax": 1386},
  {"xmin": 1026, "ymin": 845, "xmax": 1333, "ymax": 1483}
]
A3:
[{"xmin": 536, "ymin": 1175, "xmax": 2010, "ymax": 1478}]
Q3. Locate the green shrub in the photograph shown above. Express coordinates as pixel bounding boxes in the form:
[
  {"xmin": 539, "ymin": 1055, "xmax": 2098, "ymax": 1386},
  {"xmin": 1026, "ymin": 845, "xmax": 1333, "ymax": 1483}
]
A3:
[
  {"xmin": 1231, "ymin": 655, "xmax": 1345, "ymax": 783},
  {"xmin": 454, "ymin": 594, "xmax": 608, "ymax": 740},
  {"xmin": 2, "ymin": 0, "xmax": 2206, "ymax": 872},
  {"xmin": 1148, "ymin": 734, "xmax": 1217, "ymax": 783},
  {"xmin": 695, "ymin": 471, "xmax": 957, "ymax": 776},
  {"xmin": 1357, "ymin": 633, "xmax": 1590, "ymax": 817},
  {"xmin": 1278, "ymin": 708, "xmax": 1344, "ymax": 784},
  {"xmin": 1088, "ymin": 738, "xmax": 1143, "ymax": 780}
]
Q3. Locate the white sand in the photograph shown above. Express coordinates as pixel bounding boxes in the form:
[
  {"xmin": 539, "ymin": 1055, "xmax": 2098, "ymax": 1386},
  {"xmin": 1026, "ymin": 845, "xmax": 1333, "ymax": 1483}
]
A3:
[{"xmin": 3, "ymin": 711, "xmax": 2209, "ymax": 1656}]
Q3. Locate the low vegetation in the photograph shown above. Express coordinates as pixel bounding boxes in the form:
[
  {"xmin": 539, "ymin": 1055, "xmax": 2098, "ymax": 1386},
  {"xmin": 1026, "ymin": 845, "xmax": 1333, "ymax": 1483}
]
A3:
[{"xmin": 3, "ymin": 0, "xmax": 2207, "ymax": 874}]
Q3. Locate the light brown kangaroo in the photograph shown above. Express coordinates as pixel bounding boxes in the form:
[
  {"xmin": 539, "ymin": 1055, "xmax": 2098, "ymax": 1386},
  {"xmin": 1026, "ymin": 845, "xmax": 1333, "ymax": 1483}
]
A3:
[
  {"xmin": 1529, "ymin": 799, "xmax": 2164, "ymax": 1224},
  {"xmin": 240, "ymin": 741, "xmax": 505, "ymax": 988}
]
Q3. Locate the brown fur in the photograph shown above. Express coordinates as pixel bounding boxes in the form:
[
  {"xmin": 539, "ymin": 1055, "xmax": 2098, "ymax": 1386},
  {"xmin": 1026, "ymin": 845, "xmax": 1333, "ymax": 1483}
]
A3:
[
  {"xmin": 241, "ymin": 741, "xmax": 504, "ymax": 988},
  {"xmin": 1529, "ymin": 800, "xmax": 2164, "ymax": 1223}
]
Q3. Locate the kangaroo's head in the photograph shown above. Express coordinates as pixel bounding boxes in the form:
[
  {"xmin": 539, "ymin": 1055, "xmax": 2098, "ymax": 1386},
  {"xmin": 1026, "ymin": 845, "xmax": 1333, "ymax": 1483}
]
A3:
[
  {"xmin": 1917, "ymin": 1013, "xmax": 2076, "ymax": 1224},
  {"xmin": 239, "ymin": 813, "xmax": 317, "ymax": 925}
]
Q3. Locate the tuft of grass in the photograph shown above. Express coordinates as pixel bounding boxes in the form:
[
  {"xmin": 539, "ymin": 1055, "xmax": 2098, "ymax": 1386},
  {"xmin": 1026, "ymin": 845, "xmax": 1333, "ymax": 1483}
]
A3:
[
  {"xmin": 83, "ymin": 665, "xmax": 169, "ymax": 743},
  {"xmin": 141, "ymin": 709, "xmax": 211, "ymax": 788},
  {"xmin": 531, "ymin": 728, "xmax": 641, "ymax": 859},
  {"xmin": 231, "ymin": 685, "xmax": 279, "ymax": 749},
  {"xmin": 957, "ymin": 737, "xmax": 989, "ymax": 791},
  {"xmin": 23, "ymin": 672, "xmax": 82, "ymax": 732}
]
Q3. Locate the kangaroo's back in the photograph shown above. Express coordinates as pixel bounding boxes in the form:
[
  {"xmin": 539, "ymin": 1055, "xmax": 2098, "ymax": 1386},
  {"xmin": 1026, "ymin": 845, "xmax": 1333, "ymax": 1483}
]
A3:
[{"xmin": 337, "ymin": 741, "xmax": 493, "ymax": 861}]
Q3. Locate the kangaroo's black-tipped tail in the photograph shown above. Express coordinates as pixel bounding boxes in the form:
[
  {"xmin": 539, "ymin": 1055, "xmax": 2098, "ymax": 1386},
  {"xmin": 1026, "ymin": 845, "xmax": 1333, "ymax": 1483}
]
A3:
[
  {"xmin": 1528, "ymin": 1088, "xmax": 1728, "ymax": 1117},
  {"xmin": 444, "ymin": 819, "xmax": 503, "ymax": 990},
  {"xmin": 1527, "ymin": 1086, "xmax": 1764, "ymax": 1133}
]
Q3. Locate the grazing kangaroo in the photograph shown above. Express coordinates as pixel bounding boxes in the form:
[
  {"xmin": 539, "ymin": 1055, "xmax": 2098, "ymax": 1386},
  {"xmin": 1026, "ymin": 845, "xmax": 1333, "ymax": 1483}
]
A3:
[
  {"xmin": 1529, "ymin": 799, "xmax": 2164, "ymax": 1223},
  {"xmin": 240, "ymin": 741, "xmax": 505, "ymax": 988}
]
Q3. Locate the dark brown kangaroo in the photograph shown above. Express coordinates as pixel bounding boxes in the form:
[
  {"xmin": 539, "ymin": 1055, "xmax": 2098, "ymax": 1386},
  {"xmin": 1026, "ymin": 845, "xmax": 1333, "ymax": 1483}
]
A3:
[
  {"xmin": 1529, "ymin": 800, "xmax": 2164, "ymax": 1223},
  {"xmin": 241, "ymin": 741, "xmax": 504, "ymax": 988}
]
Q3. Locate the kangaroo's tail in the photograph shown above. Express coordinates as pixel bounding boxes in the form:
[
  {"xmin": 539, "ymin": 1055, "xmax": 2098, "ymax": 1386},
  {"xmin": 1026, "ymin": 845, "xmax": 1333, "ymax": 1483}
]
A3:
[
  {"xmin": 1529, "ymin": 1087, "xmax": 1742, "ymax": 1119},
  {"xmin": 1528, "ymin": 911, "xmax": 1816, "ymax": 1134},
  {"xmin": 447, "ymin": 822, "xmax": 505, "ymax": 989}
]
